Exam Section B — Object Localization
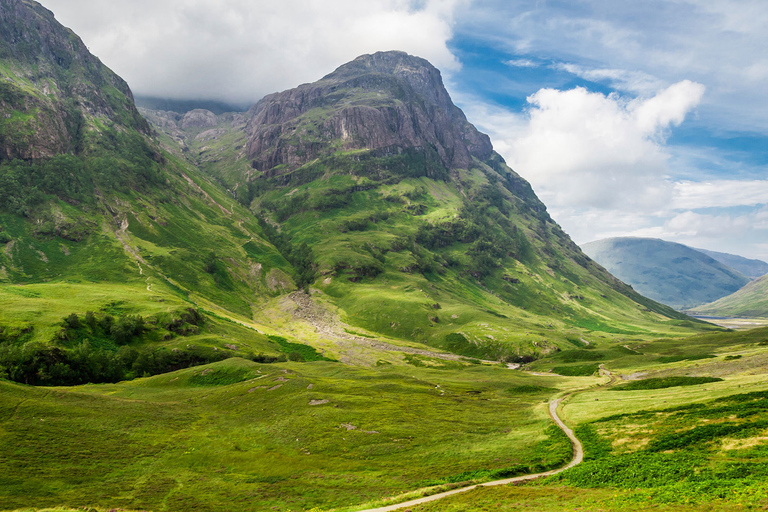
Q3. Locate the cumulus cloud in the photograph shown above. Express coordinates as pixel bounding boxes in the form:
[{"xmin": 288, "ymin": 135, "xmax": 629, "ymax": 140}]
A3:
[
  {"xmin": 504, "ymin": 81, "xmax": 704, "ymax": 210},
  {"xmin": 43, "ymin": 0, "xmax": 464, "ymax": 104}
]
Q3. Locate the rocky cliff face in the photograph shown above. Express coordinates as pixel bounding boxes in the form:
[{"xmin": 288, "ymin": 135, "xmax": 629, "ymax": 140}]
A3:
[
  {"xmin": 245, "ymin": 51, "xmax": 493, "ymax": 174},
  {"xmin": 0, "ymin": 0, "xmax": 148, "ymax": 160}
]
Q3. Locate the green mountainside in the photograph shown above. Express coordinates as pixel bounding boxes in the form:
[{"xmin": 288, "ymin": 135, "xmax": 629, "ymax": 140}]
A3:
[
  {"xmin": 144, "ymin": 52, "xmax": 709, "ymax": 363},
  {"xmin": 581, "ymin": 237, "xmax": 750, "ymax": 310},
  {"xmin": 0, "ymin": 0, "xmax": 307, "ymax": 383},
  {"xmin": 691, "ymin": 273, "xmax": 768, "ymax": 318}
]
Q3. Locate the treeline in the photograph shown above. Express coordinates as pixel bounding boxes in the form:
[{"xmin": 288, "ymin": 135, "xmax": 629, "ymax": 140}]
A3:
[
  {"xmin": 0, "ymin": 308, "xmax": 333, "ymax": 386},
  {"xmin": 0, "ymin": 341, "xmax": 230, "ymax": 386}
]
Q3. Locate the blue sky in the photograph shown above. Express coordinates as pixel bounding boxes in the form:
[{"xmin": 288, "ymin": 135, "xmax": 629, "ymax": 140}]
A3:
[{"xmin": 43, "ymin": 0, "xmax": 768, "ymax": 261}]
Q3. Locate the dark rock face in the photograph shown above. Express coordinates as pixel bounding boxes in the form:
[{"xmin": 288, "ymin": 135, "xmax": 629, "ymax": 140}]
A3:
[
  {"xmin": 0, "ymin": 0, "xmax": 148, "ymax": 160},
  {"xmin": 245, "ymin": 51, "xmax": 493, "ymax": 173}
]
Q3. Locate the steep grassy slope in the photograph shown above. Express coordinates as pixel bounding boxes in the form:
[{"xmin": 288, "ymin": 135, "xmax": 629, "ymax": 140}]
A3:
[
  {"xmin": 143, "ymin": 52, "xmax": 712, "ymax": 363},
  {"xmin": 0, "ymin": 0, "xmax": 314, "ymax": 386},
  {"xmin": 691, "ymin": 273, "xmax": 768, "ymax": 318},
  {"xmin": 582, "ymin": 237, "xmax": 750, "ymax": 310}
]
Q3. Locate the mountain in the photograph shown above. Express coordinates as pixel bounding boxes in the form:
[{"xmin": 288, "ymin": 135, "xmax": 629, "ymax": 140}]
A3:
[
  {"xmin": 0, "ymin": 0, "xmax": 302, "ymax": 378},
  {"xmin": 144, "ymin": 50, "xmax": 714, "ymax": 362},
  {"xmin": 0, "ymin": 0, "xmax": 712, "ymax": 380},
  {"xmin": 690, "ymin": 273, "xmax": 768, "ymax": 317},
  {"xmin": 694, "ymin": 248, "xmax": 768, "ymax": 279},
  {"xmin": 581, "ymin": 237, "xmax": 750, "ymax": 310}
]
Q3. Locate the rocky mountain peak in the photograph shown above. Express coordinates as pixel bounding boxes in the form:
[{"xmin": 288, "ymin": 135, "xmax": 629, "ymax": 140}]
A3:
[
  {"xmin": 245, "ymin": 50, "xmax": 492, "ymax": 174},
  {"xmin": 0, "ymin": 0, "xmax": 148, "ymax": 160}
]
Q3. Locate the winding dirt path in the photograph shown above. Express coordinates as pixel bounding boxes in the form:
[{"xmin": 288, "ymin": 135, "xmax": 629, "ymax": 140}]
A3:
[{"xmin": 356, "ymin": 397, "xmax": 584, "ymax": 512}]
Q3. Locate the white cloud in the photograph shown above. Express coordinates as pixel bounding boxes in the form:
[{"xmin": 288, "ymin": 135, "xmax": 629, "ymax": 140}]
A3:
[
  {"xmin": 43, "ymin": 0, "xmax": 465, "ymax": 103},
  {"xmin": 506, "ymin": 58, "xmax": 538, "ymax": 68},
  {"xmin": 554, "ymin": 63, "xmax": 664, "ymax": 94},
  {"xmin": 502, "ymin": 81, "xmax": 704, "ymax": 210},
  {"xmin": 673, "ymin": 180, "xmax": 768, "ymax": 209}
]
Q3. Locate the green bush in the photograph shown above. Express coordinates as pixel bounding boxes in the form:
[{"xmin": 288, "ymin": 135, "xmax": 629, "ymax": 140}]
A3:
[
  {"xmin": 611, "ymin": 376, "xmax": 722, "ymax": 391},
  {"xmin": 551, "ymin": 364, "xmax": 600, "ymax": 376}
]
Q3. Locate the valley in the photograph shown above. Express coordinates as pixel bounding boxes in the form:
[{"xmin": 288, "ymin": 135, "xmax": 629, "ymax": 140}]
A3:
[{"xmin": 0, "ymin": 1, "xmax": 767, "ymax": 511}]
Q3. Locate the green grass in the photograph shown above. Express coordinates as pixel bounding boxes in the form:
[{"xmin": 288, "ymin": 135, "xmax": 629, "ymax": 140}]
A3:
[{"xmin": 0, "ymin": 359, "xmax": 583, "ymax": 512}]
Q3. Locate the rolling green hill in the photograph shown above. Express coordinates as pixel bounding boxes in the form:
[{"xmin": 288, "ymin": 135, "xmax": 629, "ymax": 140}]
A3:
[
  {"xmin": 691, "ymin": 273, "xmax": 768, "ymax": 318},
  {"xmin": 581, "ymin": 237, "xmax": 750, "ymax": 310}
]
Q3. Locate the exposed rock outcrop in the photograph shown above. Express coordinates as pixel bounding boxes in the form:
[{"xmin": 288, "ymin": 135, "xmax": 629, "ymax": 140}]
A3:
[
  {"xmin": 181, "ymin": 109, "xmax": 219, "ymax": 129},
  {"xmin": 245, "ymin": 51, "xmax": 493, "ymax": 174}
]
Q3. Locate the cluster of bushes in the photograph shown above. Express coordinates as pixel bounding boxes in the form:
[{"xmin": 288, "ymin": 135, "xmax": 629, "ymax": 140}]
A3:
[
  {"xmin": 202, "ymin": 251, "xmax": 235, "ymax": 290},
  {"xmin": 332, "ymin": 259, "xmax": 384, "ymax": 282},
  {"xmin": 57, "ymin": 307, "xmax": 204, "ymax": 347},
  {"xmin": 0, "ymin": 342, "xmax": 229, "ymax": 386},
  {"xmin": 337, "ymin": 211, "xmax": 390, "ymax": 233},
  {"xmin": 0, "ymin": 308, "xmax": 216, "ymax": 386},
  {"xmin": 611, "ymin": 376, "xmax": 722, "ymax": 391}
]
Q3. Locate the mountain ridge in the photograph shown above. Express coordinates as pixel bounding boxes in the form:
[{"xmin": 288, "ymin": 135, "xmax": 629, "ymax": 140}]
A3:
[{"xmin": 581, "ymin": 237, "xmax": 750, "ymax": 310}]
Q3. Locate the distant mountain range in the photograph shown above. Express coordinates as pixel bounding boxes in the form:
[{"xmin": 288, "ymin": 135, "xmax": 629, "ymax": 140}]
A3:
[
  {"xmin": 581, "ymin": 237, "xmax": 756, "ymax": 310},
  {"xmin": 694, "ymin": 248, "xmax": 768, "ymax": 279}
]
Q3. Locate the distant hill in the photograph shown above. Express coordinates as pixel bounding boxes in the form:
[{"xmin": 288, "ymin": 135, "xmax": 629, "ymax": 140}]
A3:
[
  {"xmin": 581, "ymin": 237, "xmax": 750, "ymax": 310},
  {"xmin": 693, "ymin": 248, "xmax": 768, "ymax": 279},
  {"xmin": 690, "ymin": 273, "xmax": 768, "ymax": 318}
]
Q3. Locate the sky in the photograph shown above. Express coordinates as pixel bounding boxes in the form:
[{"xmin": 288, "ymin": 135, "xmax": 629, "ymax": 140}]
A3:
[{"xmin": 41, "ymin": 0, "xmax": 768, "ymax": 261}]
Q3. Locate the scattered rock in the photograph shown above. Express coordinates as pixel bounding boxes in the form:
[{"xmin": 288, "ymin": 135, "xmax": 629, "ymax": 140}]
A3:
[
  {"xmin": 309, "ymin": 399, "xmax": 329, "ymax": 406},
  {"xmin": 340, "ymin": 423, "xmax": 357, "ymax": 431},
  {"xmin": 268, "ymin": 384, "xmax": 282, "ymax": 391},
  {"xmin": 225, "ymin": 343, "xmax": 238, "ymax": 350}
]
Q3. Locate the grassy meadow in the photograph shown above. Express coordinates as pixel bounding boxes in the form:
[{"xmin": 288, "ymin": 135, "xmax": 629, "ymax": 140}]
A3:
[{"xmin": 0, "ymin": 359, "xmax": 590, "ymax": 512}]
